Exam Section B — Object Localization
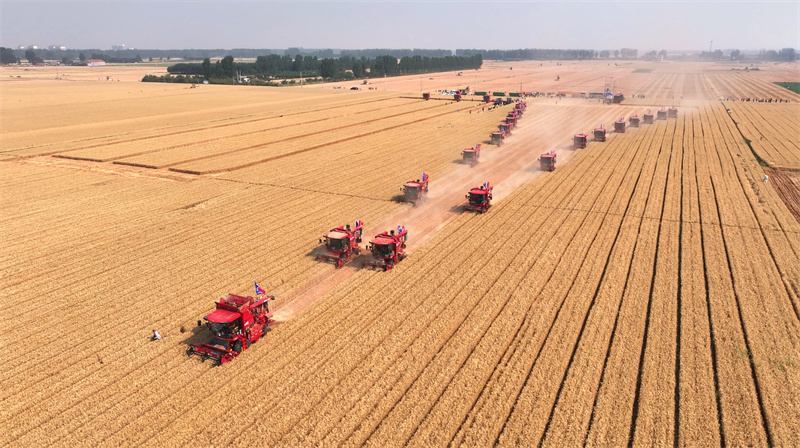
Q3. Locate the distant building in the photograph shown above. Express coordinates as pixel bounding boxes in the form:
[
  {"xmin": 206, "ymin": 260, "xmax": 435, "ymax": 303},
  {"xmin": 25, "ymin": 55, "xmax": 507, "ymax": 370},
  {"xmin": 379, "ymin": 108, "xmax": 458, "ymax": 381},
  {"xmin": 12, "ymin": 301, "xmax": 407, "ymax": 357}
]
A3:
[
  {"xmin": 87, "ymin": 59, "xmax": 106, "ymax": 67},
  {"xmin": 112, "ymin": 44, "xmax": 126, "ymax": 51},
  {"xmin": 49, "ymin": 45, "xmax": 67, "ymax": 51}
]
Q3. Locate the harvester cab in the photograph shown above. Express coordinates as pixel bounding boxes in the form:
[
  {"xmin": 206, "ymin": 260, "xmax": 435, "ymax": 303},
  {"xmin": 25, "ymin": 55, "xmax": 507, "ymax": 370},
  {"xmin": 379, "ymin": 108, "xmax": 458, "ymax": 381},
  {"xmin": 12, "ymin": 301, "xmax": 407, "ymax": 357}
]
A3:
[
  {"xmin": 499, "ymin": 123, "xmax": 512, "ymax": 136},
  {"xmin": 668, "ymin": 107, "xmax": 678, "ymax": 118},
  {"xmin": 401, "ymin": 173, "xmax": 430, "ymax": 205},
  {"xmin": 540, "ymin": 150, "xmax": 557, "ymax": 171},
  {"xmin": 614, "ymin": 118, "xmax": 626, "ymax": 133},
  {"xmin": 187, "ymin": 293, "xmax": 275, "ymax": 365},
  {"xmin": 423, "ymin": 92, "xmax": 431, "ymax": 101},
  {"xmin": 491, "ymin": 130, "xmax": 506, "ymax": 146},
  {"xmin": 657, "ymin": 107, "xmax": 667, "ymax": 120},
  {"xmin": 573, "ymin": 133, "xmax": 588, "ymax": 149},
  {"xmin": 462, "ymin": 144, "xmax": 481, "ymax": 167},
  {"xmin": 464, "ymin": 182, "xmax": 493, "ymax": 214},
  {"xmin": 593, "ymin": 125, "xmax": 607, "ymax": 142},
  {"xmin": 316, "ymin": 220, "xmax": 364, "ymax": 268},
  {"xmin": 629, "ymin": 114, "xmax": 640, "ymax": 127},
  {"xmin": 364, "ymin": 226, "xmax": 408, "ymax": 271},
  {"xmin": 643, "ymin": 110, "xmax": 654, "ymax": 124}
]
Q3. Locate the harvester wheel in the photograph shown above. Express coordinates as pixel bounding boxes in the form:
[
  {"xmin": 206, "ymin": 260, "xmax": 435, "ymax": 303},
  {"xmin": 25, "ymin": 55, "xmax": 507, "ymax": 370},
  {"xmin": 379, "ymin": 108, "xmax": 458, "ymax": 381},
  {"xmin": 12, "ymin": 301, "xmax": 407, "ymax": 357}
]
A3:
[{"xmin": 233, "ymin": 341, "xmax": 242, "ymax": 354}]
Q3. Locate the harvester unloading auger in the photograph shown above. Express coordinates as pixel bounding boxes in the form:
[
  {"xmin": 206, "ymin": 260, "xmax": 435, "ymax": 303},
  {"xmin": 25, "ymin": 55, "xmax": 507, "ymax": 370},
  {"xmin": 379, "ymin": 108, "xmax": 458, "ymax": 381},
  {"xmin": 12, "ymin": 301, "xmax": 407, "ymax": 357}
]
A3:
[
  {"xmin": 187, "ymin": 289, "xmax": 275, "ymax": 365},
  {"xmin": 316, "ymin": 220, "xmax": 364, "ymax": 268},
  {"xmin": 364, "ymin": 226, "xmax": 408, "ymax": 271}
]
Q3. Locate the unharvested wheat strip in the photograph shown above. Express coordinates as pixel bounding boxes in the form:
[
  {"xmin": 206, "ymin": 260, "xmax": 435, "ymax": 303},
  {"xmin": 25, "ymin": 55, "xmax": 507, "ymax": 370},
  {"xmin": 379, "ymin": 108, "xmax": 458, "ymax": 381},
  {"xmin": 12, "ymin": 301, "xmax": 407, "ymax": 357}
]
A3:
[
  {"xmin": 631, "ymin": 114, "xmax": 683, "ymax": 446},
  {"xmin": 454, "ymin": 117, "xmax": 662, "ymax": 448},
  {"xmin": 533, "ymin": 114, "xmax": 672, "ymax": 447},
  {"xmin": 368, "ymin": 128, "xmax": 634, "ymax": 447},
  {"xmin": 704, "ymin": 104, "xmax": 800, "ymax": 446},
  {"xmin": 581, "ymin": 120, "xmax": 671, "ymax": 447},
  {"xmin": 692, "ymin": 115, "xmax": 767, "ymax": 445}
]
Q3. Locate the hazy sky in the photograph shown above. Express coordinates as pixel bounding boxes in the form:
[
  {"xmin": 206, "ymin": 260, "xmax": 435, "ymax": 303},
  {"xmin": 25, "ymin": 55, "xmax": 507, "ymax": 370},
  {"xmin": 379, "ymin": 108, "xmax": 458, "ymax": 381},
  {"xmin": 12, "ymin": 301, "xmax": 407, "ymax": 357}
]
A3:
[{"xmin": 2, "ymin": 1, "xmax": 798, "ymax": 52}]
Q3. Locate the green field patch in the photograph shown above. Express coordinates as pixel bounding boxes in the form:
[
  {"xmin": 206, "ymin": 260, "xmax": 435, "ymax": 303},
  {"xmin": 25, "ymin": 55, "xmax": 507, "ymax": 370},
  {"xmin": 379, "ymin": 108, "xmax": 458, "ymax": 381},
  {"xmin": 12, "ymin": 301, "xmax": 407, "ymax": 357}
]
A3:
[{"xmin": 775, "ymin": 82, "xmax": 800, "ymax": 95}]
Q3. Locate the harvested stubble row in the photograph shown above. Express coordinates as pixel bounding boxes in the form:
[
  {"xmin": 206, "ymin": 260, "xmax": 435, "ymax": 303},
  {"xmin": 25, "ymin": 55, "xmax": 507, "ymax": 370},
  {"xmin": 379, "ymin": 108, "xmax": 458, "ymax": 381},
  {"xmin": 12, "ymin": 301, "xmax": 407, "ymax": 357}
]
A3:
[{"xmin": 706, "ymin": 72, "xmax": 800, "ymax": 101}]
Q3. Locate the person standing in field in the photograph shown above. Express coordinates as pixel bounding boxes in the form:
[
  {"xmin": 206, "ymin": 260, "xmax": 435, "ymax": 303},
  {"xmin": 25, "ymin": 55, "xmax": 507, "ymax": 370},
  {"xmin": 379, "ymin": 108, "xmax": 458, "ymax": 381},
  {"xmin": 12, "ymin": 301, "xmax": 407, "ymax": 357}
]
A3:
[{"xmin": 152, "ymin": 330, "xmax": 161, "ymax": 341}]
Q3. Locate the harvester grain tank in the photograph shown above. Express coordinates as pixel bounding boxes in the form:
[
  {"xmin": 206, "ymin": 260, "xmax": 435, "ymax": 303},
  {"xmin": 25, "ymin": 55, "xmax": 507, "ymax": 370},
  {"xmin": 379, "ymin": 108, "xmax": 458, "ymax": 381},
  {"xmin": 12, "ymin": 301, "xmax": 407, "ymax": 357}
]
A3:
[
  {"xmin": 401, "ymin": 173, "xmax": 429, "ymax": 205},
  {"xmin": 540, "ymin": 150, "xmax": 556, "ymax": 171},
  {"xmin": 629, "ymin": 114, "xmax": 640, "ymax": 127},
  {"xmin": 657, "ymin": 107, "xmax": 668, "ymax": 120},
  {"xmin": 316, "ymin": 220, "xmax": 364, "ymax": 268},
  {"xmin": 573, "ymin": 133, "xmax": 588, "ymax": 149},
  {"xmin": 187, "ymin": 292, "xmax": 275, "ymax": 365},
  {"xmin": 668, "ymin": 106, "xmax": 678, "ymax": 118},
  {"xmin": 462, "ymin": 144, "xmax": 481, "ymax": 167},
  {"xmin": 593, "ymin": 125, "xmax": 607, "ymax": 142},
  {"xmin": 364, "ymin": 226, "xmax": 408, "ymax": 271},
  {"xmin": 490, "ymin": 130, "xmax": 506, "ymax": 146},
  {"xmin": 643, "ymin": 110, "xmax": 654, "ymax": 124},
  {"xmin": 614, "ymin": 118, "xmax": 626, "ymax": 133},
  {"xmin": 464, "ymin": 182, "xmax": 493, "ymax": 214}
]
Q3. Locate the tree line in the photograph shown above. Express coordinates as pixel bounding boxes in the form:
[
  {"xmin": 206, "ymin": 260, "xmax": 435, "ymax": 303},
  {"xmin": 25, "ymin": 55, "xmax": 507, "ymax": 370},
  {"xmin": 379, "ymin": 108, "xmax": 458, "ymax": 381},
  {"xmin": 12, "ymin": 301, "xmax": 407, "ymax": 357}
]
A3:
[{"xmin": 164, "ymin": 53, "xmax": 483, "ymax": 83}]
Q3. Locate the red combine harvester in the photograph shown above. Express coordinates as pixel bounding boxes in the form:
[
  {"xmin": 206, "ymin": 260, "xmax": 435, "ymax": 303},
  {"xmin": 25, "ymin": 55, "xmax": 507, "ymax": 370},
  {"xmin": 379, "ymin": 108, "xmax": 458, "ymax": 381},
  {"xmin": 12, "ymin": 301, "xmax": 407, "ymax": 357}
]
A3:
[
  {"xmin": 614, "ymin": 118, "xmax": 626, "ymax": 133},
  {"xmin": 364, "ymin": 226, "xmax": 408, "ymax": 271},
  {"xmin": 499, "ymin": 122, "xmax": 512, "ymax": 136},
  {"xmin": 643, "ymin": 110, "xmax": 654, "ymax": 124},
  {"xmin": 657, "ymin": 107, "xmax": 668, "ymax": 120},
  {"xmin": 629, "ymin": 114, "xmax": 640, "ymax": 127},
  {"xmin": 483, "ymin": 94, "xmax": 491, "ymax": 103},
  {"xmin": 401, "ymin": 173, "xmax": 429, "ymax": 205},
  {"xmin": 454, "ymin": 93, "xmax": 462, "ymax": 102},
  {"xmin": 462, "ymin": 144, "xmax": 481, "ymax": 167},
  {"xmin": 506, "ymin": 113, "xmax": 518, "ymax": 126},
  {"xmin": 540, "ymin": 150, "xmax": 556, "ymax": 171},
  {"xmin": 422, "ymin": 92, "xmax": 430, "ymax": 101},
  {"xmin": 515, "ymin": 101, "xmax": 526, "ymax": 113},
  {"xmin": 574, "ymin": 133, "xmax": 588, "ymax": 149},
  {"xmin": 187, "ymin": 292, "xmax": 275, "ymax": 365},
  {"xmin": 464, "ymin": 182, "xmax": 493, "ymax": 214},
  {"xmin": 316, "ymin": 220, "xmax": 364, "ymax": 268},
  {"xmin": 613, "ymin": 93, "xmax": 625, "ymax": 103},
  {"xmin": 491, "ymin": 130, "xmax": 506, "ymax": 146},
  {"xmin": 593, "ymin": 125, "xmax": 607, "ymax": 142},
  {"xmin": 668, "ymin": 106, "xmax": 678, "ymax": 118}
]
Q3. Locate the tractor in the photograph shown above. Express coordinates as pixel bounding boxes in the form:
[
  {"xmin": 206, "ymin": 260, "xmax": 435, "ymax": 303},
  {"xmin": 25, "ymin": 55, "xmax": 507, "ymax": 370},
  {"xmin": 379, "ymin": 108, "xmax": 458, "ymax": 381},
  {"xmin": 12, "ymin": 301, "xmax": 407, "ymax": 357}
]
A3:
[
  {"xmin": 491, "ymin": 130, "xmax": 506, "ymax": 146},
  {"xmin": 464, "ymin": 182, "xmax": 493, "ymax": 214},
  {"xmin": 316, "ymin": 220, "xmax": 364, "ymax": 268},
  {"xmin": 364, "ymin": 226, "xmax": 408, "ymax": 271},
  {"xmin": 629, "ymin": 114, "xmax": 640, "ymax": 127},
  {"xmin": 643, "ymin": 110, "xmax": 654, "ymax": 124},
  {"xmin": 668, "ymin": 106, "xmax": 678, "ymax": 118},
  {"xmin": 540, "ymin": 150, "xmax": 556, "ymax": 171},
  {"xmin": 462, "ymin": 144, "xmax": 481, "ymax": 167},
  {"xmin": 657, "ymin": 107, "xmax": 668, "ymax": 120},
  {"xmin": 499, "ymin": 122, "xmax": 512, "ymax": 136},
  {"xmin": 187, "ymin": 293, "xmax": 275, "ymax": 365},
  {"xmin": 593, "ymin": 125, "xmax": 607, "ymax": 142},
  {"xmin": 614, "ymin": 118, "xmax": 626, "ymax": 133},
  {"xmin": 401, "ymin": 173, "xmax": 430, "ymax": 205},
  {"xmin": 422, "ymin": 92, "xmax": 431, "ymax": 101},
  {"xmin": 573, "ymin": 133, "xmax": 588, "ymax": 149}
]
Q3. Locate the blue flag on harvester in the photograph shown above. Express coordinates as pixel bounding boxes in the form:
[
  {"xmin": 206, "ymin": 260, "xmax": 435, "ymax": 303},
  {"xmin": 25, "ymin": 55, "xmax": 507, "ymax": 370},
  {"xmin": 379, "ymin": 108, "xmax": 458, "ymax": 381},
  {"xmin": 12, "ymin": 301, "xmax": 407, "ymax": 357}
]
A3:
[{"xmin": 255, "ymin": 281, "xmax": 265, "ymax": 296}]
